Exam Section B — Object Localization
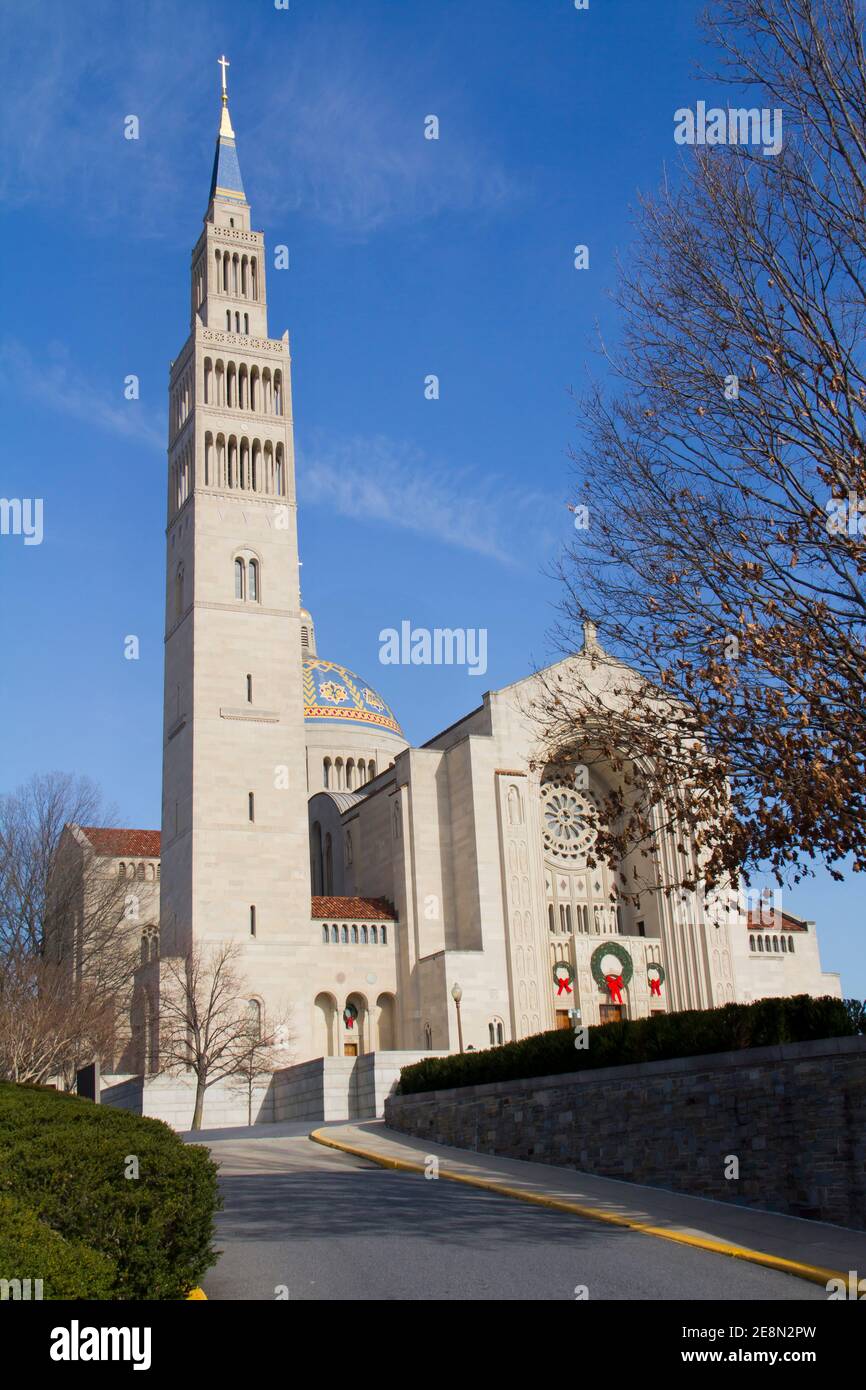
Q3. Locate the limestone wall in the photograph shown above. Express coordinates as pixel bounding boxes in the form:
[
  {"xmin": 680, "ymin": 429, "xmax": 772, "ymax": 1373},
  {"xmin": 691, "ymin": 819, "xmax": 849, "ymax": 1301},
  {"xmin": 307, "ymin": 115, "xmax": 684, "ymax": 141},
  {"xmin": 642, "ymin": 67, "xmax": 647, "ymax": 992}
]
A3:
[{"xmin": 384, "ymin": 1034, "xmax": 866, "ymax": 1228}]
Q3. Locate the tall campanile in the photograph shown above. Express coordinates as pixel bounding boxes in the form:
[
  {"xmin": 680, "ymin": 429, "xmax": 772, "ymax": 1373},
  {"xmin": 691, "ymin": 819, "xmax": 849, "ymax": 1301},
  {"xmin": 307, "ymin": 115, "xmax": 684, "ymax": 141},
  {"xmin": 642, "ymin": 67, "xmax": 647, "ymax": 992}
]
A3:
[{"xmin": 160, "ymin": 59, "xmax": 310, "ymax": 1013}]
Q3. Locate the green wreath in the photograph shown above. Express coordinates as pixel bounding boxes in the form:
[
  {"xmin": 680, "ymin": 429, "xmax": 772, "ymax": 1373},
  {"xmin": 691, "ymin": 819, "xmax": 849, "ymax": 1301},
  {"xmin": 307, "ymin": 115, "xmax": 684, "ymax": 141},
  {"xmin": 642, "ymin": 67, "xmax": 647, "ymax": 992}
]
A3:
[
  {"xmin": 647, "ymin": 962, "xmax": 666, "ymax": 986},
  {"xmin": 590, "ymin": 942, "xmax": 633, "ymax": 990},
  {"xmin": 552, "ymin": 961, "xmax": 574, "ymax": 987}
]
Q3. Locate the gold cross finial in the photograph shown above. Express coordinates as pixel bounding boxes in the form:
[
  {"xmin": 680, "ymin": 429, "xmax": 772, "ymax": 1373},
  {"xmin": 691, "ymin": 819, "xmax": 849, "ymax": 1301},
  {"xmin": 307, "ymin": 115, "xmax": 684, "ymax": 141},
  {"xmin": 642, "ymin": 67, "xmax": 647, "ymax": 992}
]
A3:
[{"xmin": 218, "ymin": 54, "xmax": 230, "ymax": 104}]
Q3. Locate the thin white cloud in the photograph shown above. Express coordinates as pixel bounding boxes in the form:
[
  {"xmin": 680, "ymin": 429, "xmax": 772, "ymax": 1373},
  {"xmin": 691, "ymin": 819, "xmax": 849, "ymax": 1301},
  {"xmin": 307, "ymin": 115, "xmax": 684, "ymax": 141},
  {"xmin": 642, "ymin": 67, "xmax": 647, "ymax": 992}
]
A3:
[
  {"xmin": 299, "ymin": 431, "xmax": 554, "ymax": 566},
  {"xmin": 0, "ymin": 3, "xmax": 520, "ymax": 239},
  {"xmin": 0, "ymin": 338, "xmax": 164, "ymax": 450}
]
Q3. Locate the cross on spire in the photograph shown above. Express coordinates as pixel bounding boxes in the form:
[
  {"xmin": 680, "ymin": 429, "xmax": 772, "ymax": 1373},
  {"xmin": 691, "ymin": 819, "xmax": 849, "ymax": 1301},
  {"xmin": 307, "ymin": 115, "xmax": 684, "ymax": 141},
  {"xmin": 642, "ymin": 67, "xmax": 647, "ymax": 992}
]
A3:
[{"xmin": 218, "ymin": 54, "xmax": 230, "ymax": 104}]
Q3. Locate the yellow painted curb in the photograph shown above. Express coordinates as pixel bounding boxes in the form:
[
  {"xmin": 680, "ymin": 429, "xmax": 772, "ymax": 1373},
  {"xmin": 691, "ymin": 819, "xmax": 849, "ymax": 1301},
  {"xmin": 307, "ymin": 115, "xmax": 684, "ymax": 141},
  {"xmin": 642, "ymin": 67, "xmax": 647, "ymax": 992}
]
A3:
[
  {"xmin": 309, "ymin": 1127, "xmax": 845, "ymax": 1290},
  {"xmin": 186, "ymin": 1287, "xmax": 208, "ymax": 1300}
]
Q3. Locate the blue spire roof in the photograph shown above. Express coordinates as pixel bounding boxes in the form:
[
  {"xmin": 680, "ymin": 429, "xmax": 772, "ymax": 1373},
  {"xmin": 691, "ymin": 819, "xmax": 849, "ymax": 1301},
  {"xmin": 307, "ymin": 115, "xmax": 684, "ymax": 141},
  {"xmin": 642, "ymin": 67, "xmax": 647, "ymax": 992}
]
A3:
[{"xmin": 209, "ymin": 108, "xmax": 246, "ymax": 205}]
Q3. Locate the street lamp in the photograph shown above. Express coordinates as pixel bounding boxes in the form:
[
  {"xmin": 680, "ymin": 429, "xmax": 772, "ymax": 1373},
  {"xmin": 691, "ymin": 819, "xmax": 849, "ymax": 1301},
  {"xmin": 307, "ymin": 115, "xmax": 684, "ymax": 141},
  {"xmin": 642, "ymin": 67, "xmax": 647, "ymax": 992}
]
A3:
[{"xmin": 451, "ymin": 981, "xmax": 464, "ymax": 1054}]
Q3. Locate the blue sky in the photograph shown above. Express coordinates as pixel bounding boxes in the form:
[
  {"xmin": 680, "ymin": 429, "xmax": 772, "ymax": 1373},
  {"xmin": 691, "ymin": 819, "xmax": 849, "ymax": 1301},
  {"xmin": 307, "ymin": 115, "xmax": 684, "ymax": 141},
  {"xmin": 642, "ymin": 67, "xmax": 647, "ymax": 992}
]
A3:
[{"xmin": 0, "ymin": 0, "xmax": 861, "ymax": 991}]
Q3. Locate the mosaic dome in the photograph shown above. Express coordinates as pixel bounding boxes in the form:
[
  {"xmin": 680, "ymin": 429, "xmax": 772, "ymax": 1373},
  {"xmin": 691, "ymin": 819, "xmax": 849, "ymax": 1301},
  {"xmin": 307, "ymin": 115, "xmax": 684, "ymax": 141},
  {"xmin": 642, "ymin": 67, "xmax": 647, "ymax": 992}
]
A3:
[{"xmin": 302, "ymin": 657, "xmax": 403, "ymax": 737}]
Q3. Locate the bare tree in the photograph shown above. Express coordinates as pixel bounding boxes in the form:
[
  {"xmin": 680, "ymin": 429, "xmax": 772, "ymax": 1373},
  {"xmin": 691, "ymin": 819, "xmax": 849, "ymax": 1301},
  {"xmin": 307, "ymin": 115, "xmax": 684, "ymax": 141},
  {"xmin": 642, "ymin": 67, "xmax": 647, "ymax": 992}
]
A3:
[
  {"xmin": 553, "ymin": 0, "xmax": 866, "ymax": 893},
  {"xmin": 158, "ymin": 943, "xmax": 284, "ymax": 1131},
  {"xmin": 0, "ymin": 773, "xmax": 135, "ymax": 1083}
]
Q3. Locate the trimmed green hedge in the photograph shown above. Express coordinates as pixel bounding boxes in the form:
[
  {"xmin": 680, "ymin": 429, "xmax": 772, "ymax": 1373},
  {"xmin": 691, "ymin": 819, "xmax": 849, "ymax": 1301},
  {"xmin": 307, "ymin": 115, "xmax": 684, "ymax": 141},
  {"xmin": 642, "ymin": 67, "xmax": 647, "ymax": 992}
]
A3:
[
  {"xmin": 0, "ymin": 1083, "xmax": 221, "ymax": 1300},
  {"xmin": 398, "ymin": 994, "xmax": 860, "ymax": 1096},
  {"xmin": 0, "ymin": 1194, "xmax": 117, "ymax": 1300}
]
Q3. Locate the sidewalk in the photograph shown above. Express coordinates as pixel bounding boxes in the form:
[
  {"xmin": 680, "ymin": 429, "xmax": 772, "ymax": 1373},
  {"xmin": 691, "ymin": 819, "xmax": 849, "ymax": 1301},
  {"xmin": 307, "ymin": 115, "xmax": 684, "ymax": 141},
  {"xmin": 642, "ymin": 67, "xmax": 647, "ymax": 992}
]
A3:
[{"xmin": 310, "ymin": 1120, "xmax": 866, "ymax": 1289}]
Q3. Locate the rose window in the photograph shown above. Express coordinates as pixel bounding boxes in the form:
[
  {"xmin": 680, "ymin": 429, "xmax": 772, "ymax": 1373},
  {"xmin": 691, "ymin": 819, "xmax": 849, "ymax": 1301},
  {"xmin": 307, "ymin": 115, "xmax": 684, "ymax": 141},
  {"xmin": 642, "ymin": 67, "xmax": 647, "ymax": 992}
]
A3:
[{"xmin": 541, "ymin": 779, "xmax": 596, "ymax": 862}]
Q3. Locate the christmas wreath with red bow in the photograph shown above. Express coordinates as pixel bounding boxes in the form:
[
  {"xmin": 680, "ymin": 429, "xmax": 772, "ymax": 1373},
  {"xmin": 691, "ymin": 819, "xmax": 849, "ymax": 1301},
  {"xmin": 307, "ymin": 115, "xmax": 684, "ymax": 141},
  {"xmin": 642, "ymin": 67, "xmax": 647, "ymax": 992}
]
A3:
[
  {"xmin": 647, "ymin": 962, "xmax": 666, "ymax": 997},
  {"xmin": 552, "ymin": 961, "xmax": 574, "ymax": 996},
  {"xmin": 590, "ymin": 942, "xmax": 633, "ymax": 1004},
  {"xmin": 343, "ymin": 1003, "xmax": 359, "ymax": 1029}
]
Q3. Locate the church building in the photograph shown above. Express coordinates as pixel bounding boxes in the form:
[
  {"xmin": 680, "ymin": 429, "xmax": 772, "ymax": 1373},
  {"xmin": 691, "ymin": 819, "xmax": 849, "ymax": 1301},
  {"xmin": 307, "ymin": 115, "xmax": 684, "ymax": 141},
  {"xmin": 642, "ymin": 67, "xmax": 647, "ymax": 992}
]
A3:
[{"xmin": 71, "ymin": 67, "xmax": 840, "ymax": 1120}]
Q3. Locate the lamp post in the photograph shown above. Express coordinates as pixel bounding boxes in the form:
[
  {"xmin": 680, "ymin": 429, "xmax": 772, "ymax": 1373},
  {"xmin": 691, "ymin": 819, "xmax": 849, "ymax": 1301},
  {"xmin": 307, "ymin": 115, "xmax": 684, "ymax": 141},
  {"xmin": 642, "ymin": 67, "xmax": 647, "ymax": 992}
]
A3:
[{"xmin": 451, "ymin": 981, "xmax": 464, "ymax": 1054}]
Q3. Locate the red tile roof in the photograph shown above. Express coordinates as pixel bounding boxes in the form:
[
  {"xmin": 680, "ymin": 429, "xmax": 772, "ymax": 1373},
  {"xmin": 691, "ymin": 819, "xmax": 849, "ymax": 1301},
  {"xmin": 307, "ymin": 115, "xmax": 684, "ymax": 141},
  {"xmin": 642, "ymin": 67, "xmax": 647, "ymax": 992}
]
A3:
[
  {"xmin": 746, "ymin": 909, "xmax": 808, "ymax": 932},
  {"xmin": 311, "ymin": 896, "xmax": 396, "ymax": 921},
  {"xmin": 80, "ymin": 827, "xmax": 161, "ymax": 859}
]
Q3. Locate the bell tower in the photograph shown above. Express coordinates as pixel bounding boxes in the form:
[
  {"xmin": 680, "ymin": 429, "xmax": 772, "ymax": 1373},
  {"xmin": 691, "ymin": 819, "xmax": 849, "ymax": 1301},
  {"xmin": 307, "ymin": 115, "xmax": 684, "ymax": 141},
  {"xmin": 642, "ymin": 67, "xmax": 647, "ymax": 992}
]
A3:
[{"xmin": 160, "ymin": 58, "xmax": 311, "ymax": 1011}]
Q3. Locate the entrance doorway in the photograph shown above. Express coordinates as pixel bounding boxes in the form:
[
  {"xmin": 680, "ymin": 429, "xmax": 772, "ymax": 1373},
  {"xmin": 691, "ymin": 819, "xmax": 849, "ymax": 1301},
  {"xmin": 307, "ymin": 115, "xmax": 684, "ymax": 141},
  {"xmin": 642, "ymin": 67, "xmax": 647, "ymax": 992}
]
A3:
[
  {"xmin": 343, "ymin": 1041, "xmax": 358, "ymax": 1057},
  {"xmin": 599, "ymin": 1004, "xmax": 623, "ymax": 1024},
  {"xmin": 555, "ymin": 1010, "xmax": 572, "ymax": 1031}
]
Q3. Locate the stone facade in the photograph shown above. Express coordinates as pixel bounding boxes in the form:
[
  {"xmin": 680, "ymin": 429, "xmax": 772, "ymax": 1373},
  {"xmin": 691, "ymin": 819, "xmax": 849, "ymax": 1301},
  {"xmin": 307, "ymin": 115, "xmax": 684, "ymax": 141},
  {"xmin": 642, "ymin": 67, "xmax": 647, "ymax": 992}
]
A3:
[{"xmin": 384, "ymin": 1035, "xmax": 866, "ymax": 1228}]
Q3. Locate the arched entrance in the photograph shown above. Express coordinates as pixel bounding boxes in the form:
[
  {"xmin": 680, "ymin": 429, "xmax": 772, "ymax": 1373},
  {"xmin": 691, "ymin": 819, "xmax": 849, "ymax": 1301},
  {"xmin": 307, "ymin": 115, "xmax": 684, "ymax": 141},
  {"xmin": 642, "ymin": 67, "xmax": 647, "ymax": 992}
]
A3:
[
  {"xmin": 375, "ymin": 992, "xmax": 397, "ymax": 1050},
  {"xmin": 313, "ymin": 992, "xmax": 338, "ymax": 1057},
  {"xmin": 343, "ymin": 992, "xmax": 368, "ymax": 1056}
]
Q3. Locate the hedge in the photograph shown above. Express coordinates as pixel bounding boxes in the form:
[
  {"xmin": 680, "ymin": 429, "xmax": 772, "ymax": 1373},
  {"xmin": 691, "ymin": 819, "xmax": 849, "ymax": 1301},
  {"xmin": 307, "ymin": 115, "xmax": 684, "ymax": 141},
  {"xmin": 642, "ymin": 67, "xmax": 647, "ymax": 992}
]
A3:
[
  {"xmin": 0, "ymin": 1083, "xmax": 221, "ymax": 1300},
  {"xmin": 397, "ymin": 993, "xmax": 861, "ymax": 1096},
  {"xmin": 0, "ymin": 1194, "xmax": 117, "ymax": 1300}
]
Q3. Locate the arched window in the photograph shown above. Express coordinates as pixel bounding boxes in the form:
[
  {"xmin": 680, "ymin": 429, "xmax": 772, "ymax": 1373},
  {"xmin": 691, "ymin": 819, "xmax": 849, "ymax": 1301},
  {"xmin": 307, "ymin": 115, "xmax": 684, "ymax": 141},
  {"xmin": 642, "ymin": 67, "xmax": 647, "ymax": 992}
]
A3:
[
  {"xmin": 368, "ymin": 761, "xmax": 376, "ymax": 779},
  {"xmin": 136, "ymin": 863, "xmax": 145, "ymax": 880},
  {"xmin": 322, "ymin": 925, "xmax": 329, "ymax": 943},
  {"xmin": 381, "ymin": 926, "xmax": 387, "ymax": 945},
  {"xmin": 566, "ymin": 905, "xmax": 573, "ymax": 934},
  {"xmin": 250, "ymin": 905, "xmax": 257, "ymax": 936},
  {"xmin": 331, "ymin": 925, "xmax": 338, "ymax": 943},
  {"xmin": 496, "ymin": 1022, "xmax": 504, "ymax": 1044},
  {"xmin": 757, "ymin": 936, "xmax": 764, "ymax": 952},
  {"xmin": 773, "ymin": 936, "xmax": 780, "ymax": 952},
  {"xmin": 548, "ymin": 904, "xmax": 554, "ymax": 932},
  {"xmin": 489, "ymin": 1023, "xmax": 495, "ymax": 1045},
  {"xmin": 248, "ymin": 559, "xmax": 259, "ymax": 602},
  {"xmin": 361, "ymin": 926, "xmax": 368, "ymax": 944},
  {"xmin": 234, "ymin": 557, "xmax": 245, "ymax": 600},
  {"xmin": 324, "ymin": 834, "xmax": 333, "ymax": 893},
  {"xmin": 323, "ymin": 758, "xmax": 331, "ymax": 789},
  {"xmin": 370, "ymin": 926, "xmax": 378, "ymax": 944},
  {"xmin": 341, "ymin": 925, "xmax": 348, "ymax": 943},
  {"xmin": 559, "ymin": 905, "xmax": 566, "ymax": 934},
  {"xmin": 424, "ymin": 1023, "xmax": 432, "ymax": 1049},
  {"xmin": 749, "ymin": 934, "xmax": 755, "ymax": 951},
  {"xmin": 780, "ymin": 936, "xmax": 786, "ymax": 952},
  {"xmin": 788, "ymin": 936, "xmax": 795, "ymax": 953},
  {"xmin": 358, "ymin": 759, "xmax": 366, "ymax": 785},
  {"xmin": 351, "ymin": 925, "xmax": 359, "ymax": 944},
  {"xmin": 346, "ymin": 759, "xmax": 355, "ymax": 790}
]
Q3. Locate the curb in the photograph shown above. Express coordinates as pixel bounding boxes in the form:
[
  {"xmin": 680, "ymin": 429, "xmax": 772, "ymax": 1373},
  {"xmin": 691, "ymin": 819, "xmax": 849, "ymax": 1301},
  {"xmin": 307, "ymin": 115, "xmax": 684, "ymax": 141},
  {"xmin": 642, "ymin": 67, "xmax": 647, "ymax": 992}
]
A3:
[{"xmin": 309, "ymin": 1127, "xmax": 844, "ymax": 1291}]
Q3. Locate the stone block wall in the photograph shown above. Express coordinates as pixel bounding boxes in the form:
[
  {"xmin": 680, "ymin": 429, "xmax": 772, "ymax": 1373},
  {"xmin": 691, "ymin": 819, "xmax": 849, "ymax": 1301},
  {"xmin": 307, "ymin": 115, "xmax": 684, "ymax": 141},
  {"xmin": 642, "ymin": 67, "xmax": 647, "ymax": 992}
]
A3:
[{"xmin": 384, "ymin": 1035, "xmax": 866, "ymax": 1228}]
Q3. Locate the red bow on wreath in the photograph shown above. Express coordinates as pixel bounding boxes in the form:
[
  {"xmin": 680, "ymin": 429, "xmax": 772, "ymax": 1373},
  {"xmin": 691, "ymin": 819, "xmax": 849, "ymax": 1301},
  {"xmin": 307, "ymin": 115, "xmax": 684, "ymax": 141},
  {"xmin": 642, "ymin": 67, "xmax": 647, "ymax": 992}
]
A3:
[
  {"xmin": 649, "ymin": 976, "xmax": 662, "ymax": 997},
  {"xmin": 604, "ymin": 973, "xmax": 624, "ymax": 1004},
  {"xmin": 555, "ymin": 973, "xmax": 573, "ymax": 996}
]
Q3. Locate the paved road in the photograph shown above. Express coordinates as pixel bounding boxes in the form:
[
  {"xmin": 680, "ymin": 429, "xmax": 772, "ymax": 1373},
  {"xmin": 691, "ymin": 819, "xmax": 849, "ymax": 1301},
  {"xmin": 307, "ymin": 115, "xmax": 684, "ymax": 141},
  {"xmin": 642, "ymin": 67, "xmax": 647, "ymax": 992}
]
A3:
[{"xmin": 193, "ymin": 1124, "xmax": 824, "ymax": 1302}]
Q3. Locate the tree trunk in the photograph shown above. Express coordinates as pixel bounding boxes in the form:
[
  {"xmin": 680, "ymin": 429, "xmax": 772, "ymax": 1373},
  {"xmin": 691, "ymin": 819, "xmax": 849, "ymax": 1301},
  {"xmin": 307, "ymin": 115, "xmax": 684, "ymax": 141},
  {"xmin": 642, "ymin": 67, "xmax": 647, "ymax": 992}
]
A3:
[{"xmin": 191, "ymin": 1076, "xmax": 206, "ymax": 1131}]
